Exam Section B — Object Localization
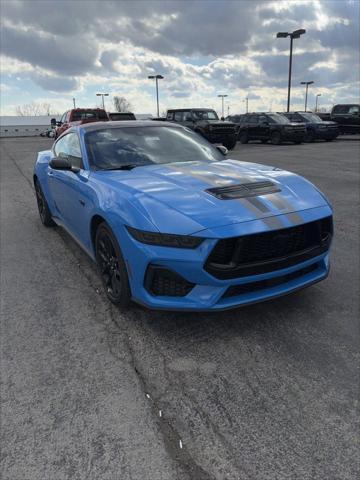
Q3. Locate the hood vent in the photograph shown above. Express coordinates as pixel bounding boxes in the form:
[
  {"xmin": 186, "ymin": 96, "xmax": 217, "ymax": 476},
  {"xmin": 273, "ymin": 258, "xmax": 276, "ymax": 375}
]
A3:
[{"xmin": 205, "ymin": 181, "xmax": 281, "ymax": 200}]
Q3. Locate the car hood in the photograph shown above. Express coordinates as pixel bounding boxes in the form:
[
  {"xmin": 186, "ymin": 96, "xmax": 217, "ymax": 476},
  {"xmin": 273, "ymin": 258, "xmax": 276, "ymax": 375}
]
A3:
[{"xmin": 94, "ymin": 160, "xmax": 329, "ymax": 235}]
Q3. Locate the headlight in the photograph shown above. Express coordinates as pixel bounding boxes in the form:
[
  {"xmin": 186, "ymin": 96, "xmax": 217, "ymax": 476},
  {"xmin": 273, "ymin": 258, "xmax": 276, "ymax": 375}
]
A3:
[{"xmin": 126, "ymin": 226, "xmax": 204, "ymax": 248}]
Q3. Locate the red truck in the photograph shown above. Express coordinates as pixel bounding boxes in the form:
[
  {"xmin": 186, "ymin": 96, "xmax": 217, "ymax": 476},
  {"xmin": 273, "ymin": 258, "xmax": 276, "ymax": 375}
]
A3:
[{"xmin": 52, "ymin": 108, "xmax": 109, "ymax": 138}]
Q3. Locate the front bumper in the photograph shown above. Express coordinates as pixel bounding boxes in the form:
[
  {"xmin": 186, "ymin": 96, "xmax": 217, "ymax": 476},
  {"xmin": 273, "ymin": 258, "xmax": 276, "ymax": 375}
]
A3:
[
  {"xmin": 316, "ymin": 128, "xmax": 339, "ymax": 140},
  {"xmin": 119, "ymin": 206, "xmax": 332, "ymax": 311}
]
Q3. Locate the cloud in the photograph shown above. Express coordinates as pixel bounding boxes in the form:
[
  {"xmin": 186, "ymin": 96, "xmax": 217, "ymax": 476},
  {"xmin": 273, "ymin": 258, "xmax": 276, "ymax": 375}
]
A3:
[
  {"xmin": 0, "ymin": 0, "xmax": 358, "ymax": 115},
  {"xmin": 31, "ymin": 73, "xmax": 79, "ymax": 92}
]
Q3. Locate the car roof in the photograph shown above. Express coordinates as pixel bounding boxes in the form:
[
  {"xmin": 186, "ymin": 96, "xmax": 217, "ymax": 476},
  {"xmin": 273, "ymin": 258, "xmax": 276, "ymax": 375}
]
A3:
[{"xmin": 78, "ymin": 120, "xmax": 183, "ymax": 132}]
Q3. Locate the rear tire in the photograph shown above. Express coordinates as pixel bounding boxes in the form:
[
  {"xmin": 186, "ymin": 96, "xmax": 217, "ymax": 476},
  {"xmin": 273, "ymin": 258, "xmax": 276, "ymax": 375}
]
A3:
[
  {"xmin": 95, "ymin": 223, "xmax": 131, "ymax": 307},
  {"xmin": 34, "ymin": 179, "xmax": 55, "ymax": 227},
  {"xmin": 239, "ymin": 131, "xmax": 249, "ymax": 144},
  {"xmin": 270, "ymin": 131, "xmax": 282, "ymax": 145}
]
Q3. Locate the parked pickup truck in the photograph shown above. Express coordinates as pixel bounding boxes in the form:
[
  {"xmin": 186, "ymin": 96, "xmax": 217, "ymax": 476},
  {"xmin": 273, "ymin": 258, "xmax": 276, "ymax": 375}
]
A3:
[
  {"xmin": 53, "ymin": 108, "xmax": 109, "ymax": 138},
  {"xmin": 328, "ymin": 104, "xmax": 360, "ymax": 134},
  {"xmin": 166, "ymin": 108, "xmax": 237, "ymax": 149}
]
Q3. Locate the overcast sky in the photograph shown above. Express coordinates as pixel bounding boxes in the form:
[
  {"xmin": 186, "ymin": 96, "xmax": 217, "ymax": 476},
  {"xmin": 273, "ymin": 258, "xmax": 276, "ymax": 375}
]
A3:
[{"xmin": 0, "ymin": 0, "xmax": 359, "ymax": 116}]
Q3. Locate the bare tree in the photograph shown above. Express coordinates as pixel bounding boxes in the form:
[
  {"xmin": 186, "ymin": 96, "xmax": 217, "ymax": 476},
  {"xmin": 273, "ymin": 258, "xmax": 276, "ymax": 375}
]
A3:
[
  {"xmin": 113, "ymin": 96, "xmax": 132, "ymax": 112},
  {"xmin": 16, "ymin": 102, "xmax": 54, "ymax": 116}
]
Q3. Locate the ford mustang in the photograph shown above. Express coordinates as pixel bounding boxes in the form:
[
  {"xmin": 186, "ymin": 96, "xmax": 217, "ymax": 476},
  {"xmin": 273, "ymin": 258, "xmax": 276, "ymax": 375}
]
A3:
[{"xmin": 34, "ymin": 121, "xmax": 333, "ymax": 311}]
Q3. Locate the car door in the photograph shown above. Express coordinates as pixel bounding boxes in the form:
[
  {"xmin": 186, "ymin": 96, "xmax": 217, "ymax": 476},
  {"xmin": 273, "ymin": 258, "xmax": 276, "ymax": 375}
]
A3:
[
  {"xmin": 247, "ymin": 115, "xmax": 259, "ymax": 138},
  {"xmin": 48, "ymin": 132, "xmax": 92, "ymax": 246},
  {"xmin": 258, "ymin": 115, "xmax": 270, "ymax": 139}
]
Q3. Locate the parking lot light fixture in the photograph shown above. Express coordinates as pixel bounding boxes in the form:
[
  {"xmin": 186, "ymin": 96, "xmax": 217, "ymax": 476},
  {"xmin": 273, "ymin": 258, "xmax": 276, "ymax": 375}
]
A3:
[
  {"xmin": 300, "ymin": 81, "xmax": 314, "ymax": 112},
  {"xmin": 315, "ymin": 93, "xmax": 322, "ymax": 112},
  {"xmin": 276, "ymin": 28, "xmax": 306, "ymax": 112},
  {"xmin": 96, "ymin": 93, "xmax": 109, "ymax": 110},
  {"xmin": 217, "ymin": 94, "xmax": 228, "ymax": 119},
  {"xmin": 148, "ymin": 74, "xmax": 164, "ymax": 117}
]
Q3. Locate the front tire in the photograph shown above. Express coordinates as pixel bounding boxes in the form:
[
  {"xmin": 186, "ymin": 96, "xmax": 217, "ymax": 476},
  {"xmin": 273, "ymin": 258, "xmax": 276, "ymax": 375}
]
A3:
[
  {"xmin": 304, "ymin": 130, "xmax": 315, "ymax": 143},
  {"xmin": 34, "ymin": 179, "xmax": 55, "ymax": 227},
  {"xmin": 223, "ymin": 139, "xmax": 237, "ymax": 150},
  {"xmin": 95, "ymin": 223, "xmax": 131, "ymax": 307},
  {"xmin": 238, "ymin": 131, "xmax": 248, "ymax": 144},
  {"xmin": 270, "ymin": 131, "xmax": 282, "ymax": 145}
]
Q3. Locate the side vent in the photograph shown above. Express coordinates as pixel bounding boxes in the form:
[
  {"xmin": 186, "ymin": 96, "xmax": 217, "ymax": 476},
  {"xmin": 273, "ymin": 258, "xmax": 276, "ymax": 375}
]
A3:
[{"xmin": 205, "ymin": 181, "xmax": 281, "ymax": 200}]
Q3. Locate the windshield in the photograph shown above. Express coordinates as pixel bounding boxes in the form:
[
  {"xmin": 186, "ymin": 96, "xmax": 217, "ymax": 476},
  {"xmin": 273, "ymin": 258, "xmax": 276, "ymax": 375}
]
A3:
[
  {"xmin": 267, "ymin": 113, "xmax": 290, "ymax": 124},
  {"xmin": 109, "ymin": 113, "xmax": 136, "ymax": 121},
  {"xmin": 72, "ymin": 110, "xmax": 108, "ymax": 121},
  {"xmin": 192, "ymin": 110, "xmax": 219, "ymax": 120},
  {"xmin": 85, "ymin": 126, "xmax": 223, "ymax": 170},
  {"xmin": 299, "ymin": 113, "xmax": 323, "ymax": 123}
]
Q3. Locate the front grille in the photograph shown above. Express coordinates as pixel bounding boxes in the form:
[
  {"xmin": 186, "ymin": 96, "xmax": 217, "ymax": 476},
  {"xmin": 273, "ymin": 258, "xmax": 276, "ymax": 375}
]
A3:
[
  {"xmin": 211, "ymin": 125, "xmax": 235, "ymax": 134},
  {"xmin": 205, "ymin": 216, "xmax": 333, "ymax": 279},
  {"xmin": 222, "ymin": 263, "xmax": 319, "ymax": 298},
  {"xmin": 145, "ymin": 265, "xmax": 194, "ymax": 297}
]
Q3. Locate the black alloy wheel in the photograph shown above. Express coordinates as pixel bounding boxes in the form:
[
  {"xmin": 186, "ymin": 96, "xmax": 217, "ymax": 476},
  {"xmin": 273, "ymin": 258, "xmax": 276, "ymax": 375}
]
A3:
[
  {"xmin": 34, "ymin": 179, "xmax": 55, "ymax": 227},
  {"xmin": 305, "ymin": 130, "xmax": 315, "ymax": 143},
  {"xmin": 239, "ymin": 131, "xmax": 249, "ymax": 144},
  {"xmin": 95, "ymin": 224, "xmax": 131, "ymax": 307},
  {"xmin": 270, "ymin": 131, "xmax": 282, "ymax": 145},
  {"xmin": 224, "ymin": 139, "xmax": 237, "ymax": 150}
]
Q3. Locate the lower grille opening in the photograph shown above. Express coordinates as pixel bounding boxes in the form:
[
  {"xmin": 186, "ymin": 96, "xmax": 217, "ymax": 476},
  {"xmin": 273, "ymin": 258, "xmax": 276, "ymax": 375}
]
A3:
[
  {"xmin": 206, "ymin": 216, "xmax": 333, "ymax": 279},
  {"xmin": 222, "ymin": 263, "xmax": 319, "ymax": 299},
  {"xmin": 145, "ymin": 265, "xmax": 195, "ymax": 297}
]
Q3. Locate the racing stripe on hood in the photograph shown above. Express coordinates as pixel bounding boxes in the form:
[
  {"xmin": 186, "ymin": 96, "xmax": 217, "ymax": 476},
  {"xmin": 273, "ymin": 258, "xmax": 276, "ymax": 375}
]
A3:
[
  {"xmin": 166, "ymin": 163, "xmax": 286, "ymax": 224},
  {"xmin": 266, "ymin": 193, "xmax": 303, "ymax": 225}
]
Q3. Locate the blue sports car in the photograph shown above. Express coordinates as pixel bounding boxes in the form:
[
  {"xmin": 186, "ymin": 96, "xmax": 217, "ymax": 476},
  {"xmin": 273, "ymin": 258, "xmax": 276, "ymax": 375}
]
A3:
[{"xmin": 34, "ymin": 121, "xmax": 333, "ymax": 311}]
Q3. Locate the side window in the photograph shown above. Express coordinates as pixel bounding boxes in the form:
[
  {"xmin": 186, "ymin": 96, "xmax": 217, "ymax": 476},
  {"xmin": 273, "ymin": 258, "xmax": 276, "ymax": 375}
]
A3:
[
  {"xmin": 183, "ymin": 111, "xmax": 192, "ymax": 121},
  {"xmin": 166, "ymin": 111, "xmax": 174, "ymax": 120},
  {"xmin": 349, "ymin": 105, "xmax": 359, "ymax": 114},
  {"xmin": 54, "ymin": 133, "xmax": 83, "ymax": 169},
  {"xmin": 259, "ymin": 115, "xmax": 268, "ymax": 123},
  {"xmin": 60, "ymin": 112, "xmax": 67, "ymax": 123},
  {"xmin": 66, "ymin": 111, "xmax": 71, "ymax": 122},
  {"xmin": 174, "ymin": 112, "xmax": 183, "ymax": 122}
]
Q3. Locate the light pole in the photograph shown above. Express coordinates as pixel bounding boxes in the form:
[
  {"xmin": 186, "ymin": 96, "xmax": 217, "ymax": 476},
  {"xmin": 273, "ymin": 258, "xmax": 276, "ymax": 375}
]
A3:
[
  {"xmin": 72, "ymin": 97, "xmax": 76, "ymax": 108},
  {"xmin": 96, "ymin": 92, "xmax": 109, "ymax": 110},
  {"xmin": 300, "ymin": 81, "xmax": 314, "ymax": 112},
  {"xmin": 148, "ymin": 75, "xmax": 164, "ymax": 117},
  {"xmin": 243, "ymin": 96, "xmax": 249, "ymax": 113},
  {"xmin": 276, "ymin": 29, "xmax": 306, "ymax": 112},
  {"xmin": 217, "ymin": 94, "xmax": 228, "ymax": 119},
  {"xmin": 315, "ymin": 93, "xmax": 322, "ymax": 112}
]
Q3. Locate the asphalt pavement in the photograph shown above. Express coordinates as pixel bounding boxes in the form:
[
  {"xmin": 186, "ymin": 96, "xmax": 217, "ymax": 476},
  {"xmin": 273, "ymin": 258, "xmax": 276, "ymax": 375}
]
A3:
[{"xmin": 1, "ymin": 136, "xmax": 359, "ymax": 480}]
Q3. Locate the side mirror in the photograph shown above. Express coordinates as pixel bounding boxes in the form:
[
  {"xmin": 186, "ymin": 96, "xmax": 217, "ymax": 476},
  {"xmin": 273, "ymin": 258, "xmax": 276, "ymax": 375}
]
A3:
[
  {"xmin": 56, "ymin": 121, "xmax": 62, "ymax": 126},
  {"xmin": 216, "ymin": 145, "xmax": 228, "ymax": 156},
  {"xmin": 260, "ymin": 121, "xmax": 269, "ymax": 125},
  {"xmin": 49, "ymin": 157, "xmax": 80, "ymax": 173}
]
